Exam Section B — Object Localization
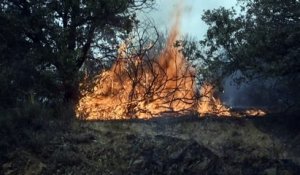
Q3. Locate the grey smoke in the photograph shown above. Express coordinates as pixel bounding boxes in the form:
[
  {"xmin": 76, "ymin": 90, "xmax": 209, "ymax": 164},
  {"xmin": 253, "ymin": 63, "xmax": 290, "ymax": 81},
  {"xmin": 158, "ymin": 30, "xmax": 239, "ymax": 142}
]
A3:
[{"xmin": 221, "ymin": 72, "xmax": 284, "ymax": 110}]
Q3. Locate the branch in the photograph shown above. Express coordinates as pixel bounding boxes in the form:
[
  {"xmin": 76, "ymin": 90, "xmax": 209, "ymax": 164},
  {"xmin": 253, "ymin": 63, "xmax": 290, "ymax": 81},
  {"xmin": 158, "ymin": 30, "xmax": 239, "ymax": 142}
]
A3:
[{"xmin": 76, "ymin": 24, "xmax": 96, "ymax": 69}]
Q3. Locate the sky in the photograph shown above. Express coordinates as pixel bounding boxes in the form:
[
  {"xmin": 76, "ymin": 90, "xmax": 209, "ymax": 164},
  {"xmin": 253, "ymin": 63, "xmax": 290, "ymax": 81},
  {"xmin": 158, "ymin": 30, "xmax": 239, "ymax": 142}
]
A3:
[{"xmin": 138, "ymin": 0, "xmax": 238, "ymax": 40}]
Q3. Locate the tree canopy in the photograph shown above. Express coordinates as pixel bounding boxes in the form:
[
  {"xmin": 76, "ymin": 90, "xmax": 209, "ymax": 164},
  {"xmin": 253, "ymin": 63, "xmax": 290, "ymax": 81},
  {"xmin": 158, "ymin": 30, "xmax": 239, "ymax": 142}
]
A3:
[
  {"xmin": 0, "ymin": 0, "xmax": 154, "ymax": 108},
  {"xmin": 198, "ymin": 0, "xmax": 300, "ymax": 79},
  {"xmin": 179, "ymin": 0, "xmax": 300, "ymax": 110}
]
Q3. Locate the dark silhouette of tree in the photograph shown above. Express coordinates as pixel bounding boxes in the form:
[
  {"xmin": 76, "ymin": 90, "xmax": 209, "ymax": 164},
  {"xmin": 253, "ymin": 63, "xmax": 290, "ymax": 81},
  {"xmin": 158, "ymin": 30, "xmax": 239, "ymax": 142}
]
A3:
[
  {"xmin": 180, "ymin": 0, "xmax": 300, "ymax": 111},
  {"xmin": 0, "ymin": 0, "xmax": 154, "ymax": 109}
]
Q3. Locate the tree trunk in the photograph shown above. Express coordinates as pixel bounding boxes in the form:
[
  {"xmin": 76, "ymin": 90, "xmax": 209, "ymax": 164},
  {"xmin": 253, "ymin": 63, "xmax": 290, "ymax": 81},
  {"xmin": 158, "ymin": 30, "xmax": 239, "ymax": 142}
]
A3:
[{"xmin": 62, "ymin": 77, "xmax": 79, "ymax": 104}]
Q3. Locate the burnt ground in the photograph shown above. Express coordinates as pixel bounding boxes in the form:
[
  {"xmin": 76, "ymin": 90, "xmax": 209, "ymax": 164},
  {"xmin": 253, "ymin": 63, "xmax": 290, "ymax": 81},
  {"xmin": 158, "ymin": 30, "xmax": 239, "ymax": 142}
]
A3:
[{"xmin": 1, "ymin": 113, "xmax": 300, "ymax": 175}]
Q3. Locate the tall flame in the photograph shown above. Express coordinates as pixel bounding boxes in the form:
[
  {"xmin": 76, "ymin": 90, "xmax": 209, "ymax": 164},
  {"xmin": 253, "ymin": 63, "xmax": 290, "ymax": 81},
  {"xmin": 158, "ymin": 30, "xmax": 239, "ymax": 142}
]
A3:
[{"xmin": 76, "ymin": 2, "xmax": 266, "ymax": 120}]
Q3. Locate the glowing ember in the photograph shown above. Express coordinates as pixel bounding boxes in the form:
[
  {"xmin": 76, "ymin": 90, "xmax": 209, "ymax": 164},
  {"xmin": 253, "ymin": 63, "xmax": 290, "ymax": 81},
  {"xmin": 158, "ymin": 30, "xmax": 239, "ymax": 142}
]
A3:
[{"xmin": 244, "ymin": 109, "xmax": 266, "ymax": 117}]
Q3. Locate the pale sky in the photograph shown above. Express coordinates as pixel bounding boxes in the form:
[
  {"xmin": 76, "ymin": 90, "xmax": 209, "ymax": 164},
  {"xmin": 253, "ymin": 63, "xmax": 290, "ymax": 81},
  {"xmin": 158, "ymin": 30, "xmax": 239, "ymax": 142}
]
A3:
[{"xmin": 138, "ymin": 0, "xmax": 238, "ymax": 39}]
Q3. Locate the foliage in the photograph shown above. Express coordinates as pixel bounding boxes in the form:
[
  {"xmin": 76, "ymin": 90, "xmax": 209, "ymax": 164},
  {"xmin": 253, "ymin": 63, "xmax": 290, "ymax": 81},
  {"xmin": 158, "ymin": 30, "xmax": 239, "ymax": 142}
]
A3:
[
  {"xmin": 180, "ymin": 0, "xmax": 300, "ymax": 109},
  {"xmin": 0, "ymin": 0, "xmax": 154, "ymax": 108},
  {"xmin": 200, "ymin": 0, "xmax": 300, "ymax": 78}
]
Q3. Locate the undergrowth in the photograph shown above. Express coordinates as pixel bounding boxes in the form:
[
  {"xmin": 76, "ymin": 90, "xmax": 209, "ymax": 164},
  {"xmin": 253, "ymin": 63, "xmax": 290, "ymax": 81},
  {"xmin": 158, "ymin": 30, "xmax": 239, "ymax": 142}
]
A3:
[{"xmin": 0, "ymin": 102, "xmax": 75, "ymax": 166}]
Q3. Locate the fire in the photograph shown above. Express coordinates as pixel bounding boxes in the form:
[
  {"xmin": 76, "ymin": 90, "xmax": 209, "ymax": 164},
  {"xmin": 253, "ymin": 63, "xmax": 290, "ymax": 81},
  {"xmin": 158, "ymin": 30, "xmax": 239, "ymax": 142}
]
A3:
[
  {"xmin": 76, "ymin": 3, "xmax": 266, "ymax": 120},
  {"xmin": 245, "ymin": 109, "xmax": 266, "ymax": 117},
  {"xmin": 198, "ymin": 84, "xmax": 231, "ymax": 117},
  {"xmin": 76, "ymin": 28, "xmax": 197, "ymax": 119}
]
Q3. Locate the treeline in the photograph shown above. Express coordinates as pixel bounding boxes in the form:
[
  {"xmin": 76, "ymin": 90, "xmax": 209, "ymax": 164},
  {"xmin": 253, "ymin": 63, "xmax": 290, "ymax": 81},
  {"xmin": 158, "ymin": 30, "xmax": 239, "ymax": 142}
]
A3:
[{"xmin": 0, "ymin": 0, "xmax": 299, "ymax": 115}]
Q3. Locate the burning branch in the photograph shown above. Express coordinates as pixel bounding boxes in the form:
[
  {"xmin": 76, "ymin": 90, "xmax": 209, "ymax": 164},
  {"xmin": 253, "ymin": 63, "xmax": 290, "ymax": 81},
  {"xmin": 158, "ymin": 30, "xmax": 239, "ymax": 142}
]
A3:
[{"xmin": 76, "ymin": 4, "xmax": 266, "ymax": 120}]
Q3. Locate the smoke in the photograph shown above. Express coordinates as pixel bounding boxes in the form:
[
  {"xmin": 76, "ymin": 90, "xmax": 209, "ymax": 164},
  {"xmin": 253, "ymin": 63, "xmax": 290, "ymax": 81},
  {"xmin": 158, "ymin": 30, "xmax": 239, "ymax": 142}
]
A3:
[{"xmin": 221, "ymin": 71, "xmax": 293, "ymax": 111}]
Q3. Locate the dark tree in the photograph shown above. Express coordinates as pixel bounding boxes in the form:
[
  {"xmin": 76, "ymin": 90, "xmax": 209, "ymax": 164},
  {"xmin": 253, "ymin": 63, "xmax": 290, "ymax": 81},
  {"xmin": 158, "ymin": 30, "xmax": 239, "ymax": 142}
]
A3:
[
  {"xmin": 200, "ymin": 0, "xmax": 300, "ymax": 78},
  {"xmin": 183, "ymin": 0, "xmax": 300, "ymax": 111},
  {"xmin": 0, "ymin": 0, "xmax": 154, "ymax": 108}
]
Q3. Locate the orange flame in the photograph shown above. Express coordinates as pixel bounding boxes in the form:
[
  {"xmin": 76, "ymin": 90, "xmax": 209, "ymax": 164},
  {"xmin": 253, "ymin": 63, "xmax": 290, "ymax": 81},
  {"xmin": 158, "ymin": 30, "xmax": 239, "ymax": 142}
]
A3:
[
  {"xmin": 198, "ymin": 84, "xmax": 231, "ymax": 117},
  {"xmin": 76, "ymin": 2, "xmax": 266, "ymax": 120}
]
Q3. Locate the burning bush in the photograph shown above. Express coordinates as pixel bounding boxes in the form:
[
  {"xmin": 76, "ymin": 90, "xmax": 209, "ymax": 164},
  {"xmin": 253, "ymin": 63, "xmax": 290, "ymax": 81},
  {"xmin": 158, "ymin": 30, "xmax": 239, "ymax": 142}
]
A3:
[{"xmin": 76, "ymin": 5, "xmax": 266, "ymax": 120}]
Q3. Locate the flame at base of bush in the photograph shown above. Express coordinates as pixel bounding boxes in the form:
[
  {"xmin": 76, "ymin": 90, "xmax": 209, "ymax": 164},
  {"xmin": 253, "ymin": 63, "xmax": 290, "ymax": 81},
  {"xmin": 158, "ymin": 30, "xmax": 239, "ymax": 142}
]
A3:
[
  {"xmin": 76, "ymin": 44, "xmax": 266, "ymax": 120},
  {"xmin": 198, "ymin": 84, "xmax": 232, "ymax": 117},
  {"xmin": 76, "ymin": 41, "xmax": 197, "ymax": 120},
  {"xmin": 197, "ymin": 84, "xmax": 267, "ymax": 117}
]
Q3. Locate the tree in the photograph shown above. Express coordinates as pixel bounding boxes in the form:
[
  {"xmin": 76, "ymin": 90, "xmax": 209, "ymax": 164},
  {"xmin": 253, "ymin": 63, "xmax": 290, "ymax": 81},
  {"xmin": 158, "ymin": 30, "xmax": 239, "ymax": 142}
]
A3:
[
  {"xmin": 200, "ymin": 0, "xmax": 300, "ymax": 78},
  {"xmin": 0, "ymin": 0, "xmax": 154, "ymax": 108},
  {"xmin": 189, "ymin": 0, "xmax": 300, "ymax": 110}
]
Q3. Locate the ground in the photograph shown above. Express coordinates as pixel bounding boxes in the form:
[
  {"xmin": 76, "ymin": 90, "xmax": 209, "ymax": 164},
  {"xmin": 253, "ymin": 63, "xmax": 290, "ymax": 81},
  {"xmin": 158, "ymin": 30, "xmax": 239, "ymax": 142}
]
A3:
[{"xmin": 1, "ymin": 114, "xmax": 300, "ymax": 175}]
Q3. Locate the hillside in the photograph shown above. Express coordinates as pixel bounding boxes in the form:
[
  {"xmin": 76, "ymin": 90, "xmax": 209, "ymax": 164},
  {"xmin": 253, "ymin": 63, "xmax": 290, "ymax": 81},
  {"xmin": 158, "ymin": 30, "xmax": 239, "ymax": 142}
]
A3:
[{"xmin": 1, "ymin": 114, "xmax": 300, "ymax": 175}]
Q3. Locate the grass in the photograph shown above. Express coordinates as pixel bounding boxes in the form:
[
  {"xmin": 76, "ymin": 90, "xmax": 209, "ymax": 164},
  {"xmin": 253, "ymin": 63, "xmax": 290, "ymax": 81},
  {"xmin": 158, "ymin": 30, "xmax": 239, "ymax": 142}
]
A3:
[{"xmin": 0, "ymin": 105, "xmax": 299, "ymax": 174}]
